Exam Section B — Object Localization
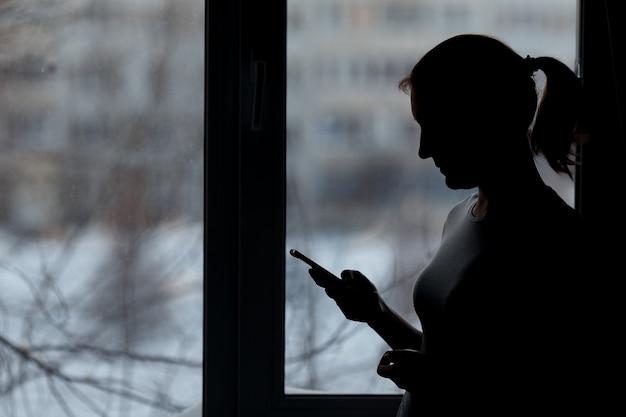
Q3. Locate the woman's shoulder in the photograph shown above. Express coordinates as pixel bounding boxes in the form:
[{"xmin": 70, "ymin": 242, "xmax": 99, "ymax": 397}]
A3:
[
  {"xmin": 449, "ymin": 192, "xmax": 478, "ymax": 216},
  {"xmin": 522, "ymin": 187, "xmax": 594, "ymax": 261},
  {"xmin": 442, "ymin": 192, "xmax": 479, "ymax": 230},
  {"xmin": 536, "ymin": 186, "xmax": 588, "ymax": 229}
]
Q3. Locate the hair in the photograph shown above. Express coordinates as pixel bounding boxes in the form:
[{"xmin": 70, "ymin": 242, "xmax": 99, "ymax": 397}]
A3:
[{"xmin": 399, "ymin": 34, "xmax": 587, "ymax": 178}]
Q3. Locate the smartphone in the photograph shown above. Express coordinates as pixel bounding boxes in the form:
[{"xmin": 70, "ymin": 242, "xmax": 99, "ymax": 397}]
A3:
[{"xmin": 289, "ymin": 248, "xmax": 343, "ymax": 289}]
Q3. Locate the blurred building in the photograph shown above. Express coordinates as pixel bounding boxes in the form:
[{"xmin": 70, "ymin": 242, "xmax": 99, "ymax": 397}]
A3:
[
  {"xmin": 286, "ymin": 0, "xmax": 577, "ymax": 228},
  {"xmin": 0, "ymin": 0, "xmax": 204, "ymax": 235}
]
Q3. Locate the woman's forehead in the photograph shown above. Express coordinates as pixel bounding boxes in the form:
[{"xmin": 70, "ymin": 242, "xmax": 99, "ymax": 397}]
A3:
[{"xmin": 410, "ymin": 91, "xmax": 443, "ymax": 122}]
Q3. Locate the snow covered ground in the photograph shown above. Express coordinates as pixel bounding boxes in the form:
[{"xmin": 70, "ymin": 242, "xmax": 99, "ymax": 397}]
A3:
[{"xmin": 0, "ymin": 222, "xmax": 203, "ymax": 417}]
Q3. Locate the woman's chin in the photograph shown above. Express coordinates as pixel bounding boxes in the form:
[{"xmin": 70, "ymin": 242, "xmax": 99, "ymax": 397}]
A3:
[{"xmin": 444, "ymin": 177, "xmax": 475, "ymax": 190}]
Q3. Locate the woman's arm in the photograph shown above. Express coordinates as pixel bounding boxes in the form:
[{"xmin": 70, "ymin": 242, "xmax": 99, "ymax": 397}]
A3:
[
  {"xmin": 308, "ymin": 268, "xmax": 422, "ymax": 350},
  {"xmin": 367, "ymin": 300, "xmax": 422, "ymax": 350}
]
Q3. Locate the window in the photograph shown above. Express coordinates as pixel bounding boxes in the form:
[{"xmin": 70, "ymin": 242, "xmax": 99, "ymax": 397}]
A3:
[
  {"xmin": 0, "ymin": 2, "xmax": 203, "ymax": 416},
  {"xmin": 208, "ymin": 0, "xmax": 626, "ymax": 415},
  {"xmin": 285, "ymin": 0, "xmax": 578, "ymax": 396}
]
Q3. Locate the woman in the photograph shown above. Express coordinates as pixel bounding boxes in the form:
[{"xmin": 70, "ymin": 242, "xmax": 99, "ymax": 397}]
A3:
[{"xmin": 308, "ymin": 34, "xmax": 600, "ymax": 415}]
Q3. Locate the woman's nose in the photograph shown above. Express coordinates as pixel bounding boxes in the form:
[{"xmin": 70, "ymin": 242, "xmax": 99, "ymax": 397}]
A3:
[{"xmin": 418, "ymin": 134, "xmax": 432, "ymax": 159}]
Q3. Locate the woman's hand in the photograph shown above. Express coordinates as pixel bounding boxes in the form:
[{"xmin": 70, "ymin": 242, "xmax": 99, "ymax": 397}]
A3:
[
  {"xmin": 377, "ymin": 349, "xmax": 425, "ymax": 392},
  {"xmin": 308, "ymin": 269, "xmax": 384, "ymax": 323}
]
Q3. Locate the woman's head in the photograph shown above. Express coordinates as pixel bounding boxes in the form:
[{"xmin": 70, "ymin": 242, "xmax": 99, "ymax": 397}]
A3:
[{"xmin": 400, "ymin": 34, "xmax": 585, "ymax": 189}]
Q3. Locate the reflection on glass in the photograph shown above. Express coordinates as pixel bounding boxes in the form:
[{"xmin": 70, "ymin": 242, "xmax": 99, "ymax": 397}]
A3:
[
  {"xmin": 286, "ymin": 0, "xmax": 576, "ymax": 394},
  {"xmin": 0, "ymin": 1, "xmax": 203, "ymax": 415}
]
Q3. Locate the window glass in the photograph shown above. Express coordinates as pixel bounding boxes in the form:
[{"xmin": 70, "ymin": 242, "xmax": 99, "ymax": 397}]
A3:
[
  {"xmin": 286, "ymin": 0, "xmax": 576, "ymax": 394},
  {"xmin": 0, "ymin": 1, "xmax": 203, "ymax": 415}
]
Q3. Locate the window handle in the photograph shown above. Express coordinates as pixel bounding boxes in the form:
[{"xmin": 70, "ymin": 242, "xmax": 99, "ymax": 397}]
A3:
[{"xmin": 251, "ymin": 60, "xmax": 266, "ymax": 131}]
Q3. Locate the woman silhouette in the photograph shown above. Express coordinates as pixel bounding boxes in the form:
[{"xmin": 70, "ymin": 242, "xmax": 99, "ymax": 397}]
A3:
[{"xmin": 307, "ymin": 34, "xmax": 600, "ymax": 415}]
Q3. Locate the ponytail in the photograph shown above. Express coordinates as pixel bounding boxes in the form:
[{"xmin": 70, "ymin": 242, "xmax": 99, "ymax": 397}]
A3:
[{"xmin": 530, "ymin": 57, "xmax": 587, "ymax": 178}]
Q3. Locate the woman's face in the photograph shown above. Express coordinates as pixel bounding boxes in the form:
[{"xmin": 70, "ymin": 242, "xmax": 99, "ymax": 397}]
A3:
[{"xmin": 411, "ymin": 91, "xmax": 485, "ymax": 190}]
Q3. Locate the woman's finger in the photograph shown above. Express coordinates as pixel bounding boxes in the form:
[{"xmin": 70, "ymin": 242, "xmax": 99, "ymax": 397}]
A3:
[{"xmin": 377, "ymin": 351, "xmax": 399, "ymax": 377}]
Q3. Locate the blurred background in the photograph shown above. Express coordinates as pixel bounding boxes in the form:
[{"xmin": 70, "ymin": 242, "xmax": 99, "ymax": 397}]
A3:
[
  {"xmin": 0, "ymin": 1, "xmax": 203, "ymax": 415},
  {"xmin": 285, "ymin": 0, "xmax": 577, "ymax": 394}
]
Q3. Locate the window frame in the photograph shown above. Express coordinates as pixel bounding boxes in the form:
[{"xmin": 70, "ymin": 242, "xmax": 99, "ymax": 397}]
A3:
[{"xmin": 206, "ymin": 0, "xmax": 625, "ymax": 415}]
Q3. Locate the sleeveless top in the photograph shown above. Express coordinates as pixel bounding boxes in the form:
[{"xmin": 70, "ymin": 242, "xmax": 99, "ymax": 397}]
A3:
[{"xmin": 396, "ymin": 188, "xmax": 597, "ymax": 416}]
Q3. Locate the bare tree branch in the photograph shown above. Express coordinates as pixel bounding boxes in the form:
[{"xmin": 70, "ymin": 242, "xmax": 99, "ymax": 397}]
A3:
[
  {"xmin": 0, "ymin": 332, "xmax": 196, "ymax": 414},
  {"xmin": 31, "ymin": 343, "xmax": 202, "ymax": 368}
]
